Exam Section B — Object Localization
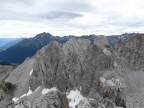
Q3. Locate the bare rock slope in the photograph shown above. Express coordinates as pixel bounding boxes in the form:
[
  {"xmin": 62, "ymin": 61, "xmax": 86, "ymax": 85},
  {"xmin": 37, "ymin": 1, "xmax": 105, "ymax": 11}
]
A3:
[{"xmin": 1, "ymin": 34, "xmax": 144, "ymax": 108}]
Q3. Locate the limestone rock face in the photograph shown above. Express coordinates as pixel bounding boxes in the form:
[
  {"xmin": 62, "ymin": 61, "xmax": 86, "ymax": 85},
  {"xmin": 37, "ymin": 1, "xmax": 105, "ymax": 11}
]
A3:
[
  {"xmin": 116, "ymin": 34, "xmax": 144, "ymax": 108},
  {"xmin": 10, "ymin": 91, "xmax": 69, "ymax": 108},
  {"xmin": 5, "ymin": 37, "xmax": 126, "ymax": 108},
  {"xmin": 27, "ymin": 37, "xmax": 124, "ymax": 107},
  {"xmin": 0, "ymin": 65, "xmax": 14, "ymax": 82},
  {"xmin": 30, "ymin": 38, "xmax": 114, "ymax": 95},
  {"xmin": 4, "ymin": 34, "xmax": 144, "ymax": 108},
  {"xmin": 33, "ymin": 91, "xmax": 69, "ymax": 108},
  {"xmin": 76, "ymin": 99, "xmax": 91, "ymax": 108},
  {"xmin": 117, "ymin": 34, "xmax": 144, "ymax": 70}
]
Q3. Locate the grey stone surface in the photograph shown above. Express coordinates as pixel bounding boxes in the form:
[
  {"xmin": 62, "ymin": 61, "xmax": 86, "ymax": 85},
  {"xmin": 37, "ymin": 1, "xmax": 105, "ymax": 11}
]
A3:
[
  {"xmin": 33, "ymin": 91, "xmax": 69, "ymax": 108},
  {"xmin": 76, "ymin": 99, "xmax": 91, "ymax": 108},
  {"xmin": 3, "ymin": 34, "xmax": 144, "ymax": 107},
  {"xmin": 9, "ymin": 91, "xmax": 69, "ymax": 108}
]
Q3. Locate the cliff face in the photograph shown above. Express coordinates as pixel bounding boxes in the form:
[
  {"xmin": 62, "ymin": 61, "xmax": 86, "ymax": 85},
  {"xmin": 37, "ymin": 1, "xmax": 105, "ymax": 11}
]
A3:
[
  {"xmin": 0, "ymin": 65, "xmax": 14, "ymax": 108},
  {"xmin": 1, "ymin": 34, "xmax": 144, "ymax": 108},
  {"xmin": 117, "ymin": 34, "xmax": 144, "ymax": 70},
  {"xmin": 31, "ymin": 37, "xmax": 115, "ymax": 94},
  {"xmin": 117, "ymin": 34, "xmax": 144, "ymax": 107}
]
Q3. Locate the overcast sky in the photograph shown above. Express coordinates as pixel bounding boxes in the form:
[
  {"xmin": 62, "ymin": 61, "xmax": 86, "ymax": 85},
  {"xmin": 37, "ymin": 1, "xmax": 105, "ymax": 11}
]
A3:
[{"xmin": 0, "ymin": 0, "xmax": 144, "ymax": 38}]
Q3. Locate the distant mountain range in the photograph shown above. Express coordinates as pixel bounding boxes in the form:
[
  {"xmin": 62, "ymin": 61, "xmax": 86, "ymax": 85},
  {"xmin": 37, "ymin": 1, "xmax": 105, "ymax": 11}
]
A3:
[
  {"xmin": 107, "ymin": 33, "xmax": 135, "ymax": 47},
  {"xmin": 0, "ymin": 32, "xmax": 135, "ymax": 64},
  {"xmin": 0, "ymin": 38, "xmax": 21, "ymax": 47},
  {"xmin": 0, "ymin": 32, "xmax": 71, "ymax": 63},
  {"xmin": 0, "ymin": 38, "xmax": 24, "ymax": 50}
]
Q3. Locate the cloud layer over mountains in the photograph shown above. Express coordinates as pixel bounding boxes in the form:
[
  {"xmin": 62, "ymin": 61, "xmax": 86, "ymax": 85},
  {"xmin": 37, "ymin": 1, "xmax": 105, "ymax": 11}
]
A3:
[{"xmin": 0, "ymin": 0, "xmax": 144, "ymax": 37}]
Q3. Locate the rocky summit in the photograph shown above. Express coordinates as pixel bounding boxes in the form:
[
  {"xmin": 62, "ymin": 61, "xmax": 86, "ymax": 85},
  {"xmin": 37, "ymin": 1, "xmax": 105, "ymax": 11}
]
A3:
[{"xmin": 0, "ymin": 34, "xmax": 144, "ymax": 108}]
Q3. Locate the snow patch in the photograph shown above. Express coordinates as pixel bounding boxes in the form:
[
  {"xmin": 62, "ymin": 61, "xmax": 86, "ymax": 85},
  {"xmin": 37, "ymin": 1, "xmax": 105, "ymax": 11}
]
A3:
[
  {"xmin": 20, "ymin": 94, "xmax": 26, "ymax": 98},
  {"xmin": 12, "ymin": 87, "xmax": 33, "ymax": 102},
  {"xmin": 42, "ymin": 87, "xmax": 57, "ymax": 95},
  {"xmin": 27, "ymin": 87, "xmax": 33, "ymax": 96},
  {"xmin": 67, "ymin": 89, "xmax": 85, "ymax": 108},
  {"xmin": 29, "ymin": 69, "xmax": 33, "ymax": 76},
  {"xmin": 12, "ymin": 98, "xmax": 19, "ymax": 102}
]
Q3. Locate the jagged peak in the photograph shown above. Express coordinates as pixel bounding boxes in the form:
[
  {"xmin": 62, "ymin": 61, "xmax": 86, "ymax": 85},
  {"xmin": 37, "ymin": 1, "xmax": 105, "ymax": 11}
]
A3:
[
  {"xmin": 34, "ymin": 32, "xmax": 53, "ymax": 39},
  {"xmin": 94, "ymin": 35, "xmax": 110, "ymax": 48},
  {"xmin": 63, "ymin": 38, "xmax": 91, "ymax": 53},
  {"xmin": 118, "ymin": 33, "xmax": 144, "ymax": 48},
  {"xmin": 65, "ymin": 38, "xmax": 90, "ymax": 44},
  {"xmin": 35, "ymin": 40, "xmax": 61, "ymax": 57}
]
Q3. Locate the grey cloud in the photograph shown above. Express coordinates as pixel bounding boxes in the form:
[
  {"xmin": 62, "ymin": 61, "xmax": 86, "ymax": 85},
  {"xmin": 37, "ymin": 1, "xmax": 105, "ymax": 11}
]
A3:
[
  {"xmin": 96, "ymin": 16, "xmax": 144, "ymax": 34},
  {"xmin": 1, "ymin": 0, "xmax": 144, "ymax": 37},
  {"xmin": 58, "ymin": 0, "xmax": 94, "ymax": 12},
  {"xmin": 37, "ymin": 11, "xmax": 83, "ymax": 20},
  {"xmin": 116, "ymin": 18, "xmax": 144, "ymax": 29},
  {"xmin": 0, "ymin": 11, "xmax": 36, "ymax": 21},
  {"xmin": 0, "ymin": 11, "xmax": 83, "ymax": 22},
  {"xmin": 0, "ymin": 0, "xmax": 33, "ymax": 18},
  {"xmin": 0, "ymin": 0, "xmax": 88, "ymax": 22},
  {"xmin": 36, "ymin": 0, "xmax": 94, "ymax": 12},
  {"xmin": 64, "ymin": 12, "xmax": 144, "ymax": 35},
  {"xmin": 125, "ymin": 18, "xmax": 144, "ymax": 28},
  {"xmin": 96, "ymin": 12, "xmax": 144, "ymax": 30}
]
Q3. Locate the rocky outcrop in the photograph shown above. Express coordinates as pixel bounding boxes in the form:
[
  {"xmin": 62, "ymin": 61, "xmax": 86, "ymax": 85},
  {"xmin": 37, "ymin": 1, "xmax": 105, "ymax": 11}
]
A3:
[
  {"xmin": 117, "ymin": 33, "xmax": 144, "ymax": 70},
  {"xmin": 116, "ymin": 34, "xmax": 144, "ymax": 108},
  {"xmin": 6, "ymin": 37, "xmax": 125, "ymax": 107},
  {"xmin": 0, "ymin": 65, "xmax": 14, "ymax": 108},
  {"xmin": 33, "ymin": 91, "xmax": 69, "ymax": 108},
  {"xmin": 0, "ymin": 65, "xmax": 14, "ymax": 81},
  {"xmin": 30, "ymin": 37, "xmax": 114, "ymax": 94},
  {"xmin": 10, "ymin": 91, "xmax": 69, "ymax": 108},
  {"xmin": 3, "ymin": 34, "xmax": 144, "ymax": 107},
  {"xmin": 6, "ymin": 58, "xmax": 35, "ymax": 98}
]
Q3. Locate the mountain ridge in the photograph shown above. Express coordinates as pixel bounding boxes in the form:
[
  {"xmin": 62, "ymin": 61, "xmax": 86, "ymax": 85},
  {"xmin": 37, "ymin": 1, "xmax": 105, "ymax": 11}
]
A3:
[
  {"xmin": 0, "ymin": 32, "xmax": 135, "ymax": 64},
  {"xmin": 3, "ymin": 36, "xmax": 124, "ymax": 107},
  {"xmin": 0, "ymin": 34, "xmax": 144, "ymax": 107}
]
